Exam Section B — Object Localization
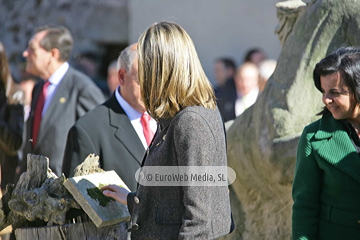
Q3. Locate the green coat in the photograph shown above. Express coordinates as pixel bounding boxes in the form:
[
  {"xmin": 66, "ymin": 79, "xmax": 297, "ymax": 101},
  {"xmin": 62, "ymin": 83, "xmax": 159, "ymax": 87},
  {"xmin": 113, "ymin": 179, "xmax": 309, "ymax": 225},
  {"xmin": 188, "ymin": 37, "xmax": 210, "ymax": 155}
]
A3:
[{"xmin": 292, "ymin": 113, "xmax": 360, "ymax": 240}]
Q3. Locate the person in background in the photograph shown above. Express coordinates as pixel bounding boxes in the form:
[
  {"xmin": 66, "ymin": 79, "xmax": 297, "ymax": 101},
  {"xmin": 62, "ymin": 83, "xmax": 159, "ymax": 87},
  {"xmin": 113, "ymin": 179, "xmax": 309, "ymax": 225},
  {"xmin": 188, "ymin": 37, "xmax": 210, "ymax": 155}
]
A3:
[
  {"xmin": 217, "ymin": 62, "xmax": 259, "ymax": 121},
  {"xmin": 243, "ymin": 48, "xmax": 267, "ymax": 67},
  {"xmin": 19, "ymin": 78, "xmax": 36, "ymax": 121},
  {"xmin": 0, "ymin": 42, "xmax": 23, "ymax": 194},
  {"xmin": 76, "ymin": 51, "xmax": 110, "ymax": 97},
  {"xmin": 19, "ymin": 25, "xmax": 105, "ymax": 178},
  {"xmin": 101, "ymin": 21, "xmax": 232, "ymax": 239},
  {"xmin": 63, "ymin": 43, "xmax": 156, "ymax": 191},
  {"xmin": 107, "ymin": 60, "xmax": 119, "ymax": 95},
  {"xmin": 293, "ymin": 47, "xmax": 360, "ymax": 239},
  {"xmin": 258, "ymin": 59, "xmax": 277, "ymax": 92},
  {"xmin": 215, "ymin": 58, "xmax": 238, "ymax": 122},
  {"xmin": 214, "ymin": 58, "xmax": 236, "ymax": 88},
  {"xmin": 234, "ymin": 62, "xmax": 260, "ymax": 117},
  {"xmin": 11, "ymin": 56, "xmax": 38, "ymax": 122}
]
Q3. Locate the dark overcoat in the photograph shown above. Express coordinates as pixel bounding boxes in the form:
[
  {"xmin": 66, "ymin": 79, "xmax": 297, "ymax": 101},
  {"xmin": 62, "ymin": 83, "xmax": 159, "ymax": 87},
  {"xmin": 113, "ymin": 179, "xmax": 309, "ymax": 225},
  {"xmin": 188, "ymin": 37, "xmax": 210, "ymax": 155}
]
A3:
[
  {"xmin": 62, "ymin": 93, "xmax": 145, "ymax": 191},
  {"xmin": 0, "ymin": 82, "xmax": 23, "ymax": 191},
  {"xmin": 127, "ymin": 106, "xmax": 232, "ymax": 239}
]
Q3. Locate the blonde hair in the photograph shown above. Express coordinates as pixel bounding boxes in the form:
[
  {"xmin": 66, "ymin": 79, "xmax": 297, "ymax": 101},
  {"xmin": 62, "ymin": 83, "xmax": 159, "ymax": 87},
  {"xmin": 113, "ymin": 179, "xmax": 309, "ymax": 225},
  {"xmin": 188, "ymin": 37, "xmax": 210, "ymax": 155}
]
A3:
[
  {"xmin": 0, "ymin": 42, "xmax": 10, "ymax": 87},
  {"xmin": 0, "ymin": 42, "xmax": 23, "ymax": 104},
  {"xmin": 137, "ymin": 22, "xmax": 216, "ymax": 120}
]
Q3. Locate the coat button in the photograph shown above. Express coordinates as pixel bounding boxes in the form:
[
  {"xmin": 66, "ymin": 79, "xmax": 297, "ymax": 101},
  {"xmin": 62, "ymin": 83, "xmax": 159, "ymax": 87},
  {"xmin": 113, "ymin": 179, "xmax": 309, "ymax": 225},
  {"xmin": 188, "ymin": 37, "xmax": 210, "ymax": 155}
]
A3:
[
  {"xmin": 134, "ymin": 196, "xmax": 140, "ymax": 204},
  {"xmin": 132, "ymin": 223, "xmax": 139, "ymax": 230}
]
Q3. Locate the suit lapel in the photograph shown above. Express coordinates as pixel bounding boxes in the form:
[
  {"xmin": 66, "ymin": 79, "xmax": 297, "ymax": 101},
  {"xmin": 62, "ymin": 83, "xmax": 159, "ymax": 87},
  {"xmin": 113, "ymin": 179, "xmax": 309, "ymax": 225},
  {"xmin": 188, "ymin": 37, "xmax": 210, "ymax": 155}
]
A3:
[
  {"xmin": 107, "ymin": 94, "xmax": 145, "ymax": 165},
  {"xmin": 314, "ymin": 114, "xmax": 360, "ymax": 184},
  {"xmin": 36, "ymin": 68, "xmax": 71, "ymax": 148}
]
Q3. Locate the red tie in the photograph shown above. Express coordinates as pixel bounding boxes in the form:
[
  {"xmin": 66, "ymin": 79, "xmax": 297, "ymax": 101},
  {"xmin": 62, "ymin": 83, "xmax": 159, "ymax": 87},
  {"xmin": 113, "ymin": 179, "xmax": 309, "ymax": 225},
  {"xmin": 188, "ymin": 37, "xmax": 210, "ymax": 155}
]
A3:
[
  {"xmin": 140, "ymin": 113, "xmax": 154, "ymax": 146},
  {"xmin": 32, "ymin": 81, "xmax": 50, "ymax": 148}
]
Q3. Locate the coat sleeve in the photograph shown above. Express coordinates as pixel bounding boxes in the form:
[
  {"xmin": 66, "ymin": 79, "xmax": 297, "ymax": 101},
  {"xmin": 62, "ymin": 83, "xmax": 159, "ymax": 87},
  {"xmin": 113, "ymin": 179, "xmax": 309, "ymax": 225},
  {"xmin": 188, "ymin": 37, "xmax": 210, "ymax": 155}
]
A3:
[
  {"xmin": 292, "ymin": 126, "xmax": 322, "ymax": 240},
  {"xmin": 0, "ymin": 103, "xmax": 24, "ymax": 156},
  {"xmin": 76, "ymin": 83, "xmax": 105, "ymax": 119},
  {"xmin": 127, "ymin": 192, "xmax": 136, "ymax": 215},
  {"xmin": 62, "ymin": 124, "xmax": 98, "ymax": 177},
  {"xmin": 173, "ymin": 111, "xmax": 230, "ymax": 239}
]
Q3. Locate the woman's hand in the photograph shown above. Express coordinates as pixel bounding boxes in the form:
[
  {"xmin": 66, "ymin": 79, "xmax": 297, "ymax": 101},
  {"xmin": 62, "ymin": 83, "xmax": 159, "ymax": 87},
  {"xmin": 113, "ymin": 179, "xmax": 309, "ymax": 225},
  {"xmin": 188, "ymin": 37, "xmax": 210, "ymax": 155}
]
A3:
[{"xmin": 101, "ymin": 185, "xmax": 130, "ymax": 205}]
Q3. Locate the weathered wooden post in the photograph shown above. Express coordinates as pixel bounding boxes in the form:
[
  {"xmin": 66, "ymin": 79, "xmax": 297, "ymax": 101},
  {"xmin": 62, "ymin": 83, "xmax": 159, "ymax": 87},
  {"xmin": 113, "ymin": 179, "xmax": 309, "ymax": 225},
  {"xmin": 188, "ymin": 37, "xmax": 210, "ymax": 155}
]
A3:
[{"xmin": 0, "ymin": 154, "xmax": 130, "ymax": 240}]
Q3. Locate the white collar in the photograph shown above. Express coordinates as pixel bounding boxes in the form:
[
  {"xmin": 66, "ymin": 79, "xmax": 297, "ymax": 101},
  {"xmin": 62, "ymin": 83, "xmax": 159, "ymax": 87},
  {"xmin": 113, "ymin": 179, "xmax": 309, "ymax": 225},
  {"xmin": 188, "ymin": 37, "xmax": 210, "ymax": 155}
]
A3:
[
  {"xmin": 237, "ymin": 87, "xmax": 259, "ymax": 99},
  {"xmin": 115, "ymin": 87, "xmax": 143, "ymax": 120},
  {"xmin": 48, "ymin": 62, "xmax": 69, "ymax": 85}
]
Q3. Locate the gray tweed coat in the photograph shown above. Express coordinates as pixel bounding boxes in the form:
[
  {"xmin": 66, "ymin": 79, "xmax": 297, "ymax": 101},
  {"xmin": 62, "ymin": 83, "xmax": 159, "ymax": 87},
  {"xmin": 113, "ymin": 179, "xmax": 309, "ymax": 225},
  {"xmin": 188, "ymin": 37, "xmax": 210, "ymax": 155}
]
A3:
[{"xmin": 127, "ymin": 105, "xmax": 232, "ymax": 240}]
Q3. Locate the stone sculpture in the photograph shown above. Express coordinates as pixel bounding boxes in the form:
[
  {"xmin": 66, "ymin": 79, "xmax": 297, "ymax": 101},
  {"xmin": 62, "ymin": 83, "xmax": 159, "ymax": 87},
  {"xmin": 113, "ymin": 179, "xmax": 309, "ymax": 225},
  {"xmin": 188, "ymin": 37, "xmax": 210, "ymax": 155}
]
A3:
[
  {"xmin": 224, "ymin": 0, "xmax": 360, "ymax": 239},
  {"xmin": 275, "ymin": 0, "xmax": 306, "ymax": 46}
]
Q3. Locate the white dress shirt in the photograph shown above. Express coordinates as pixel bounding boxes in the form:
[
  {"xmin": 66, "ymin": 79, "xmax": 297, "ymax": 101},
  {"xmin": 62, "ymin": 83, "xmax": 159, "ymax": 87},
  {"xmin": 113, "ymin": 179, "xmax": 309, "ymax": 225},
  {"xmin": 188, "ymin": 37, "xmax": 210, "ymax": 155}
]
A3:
[
  {"xmin": 115, "ymin": 87, "xmax": 157, "ymax": 149},
  {"xmin": 42, "ymin": 62, "xmax": 69, "ymax": 116},
  {"xmin": 235, "ymin": 87, "xmax": 259, "ymax": 117}
]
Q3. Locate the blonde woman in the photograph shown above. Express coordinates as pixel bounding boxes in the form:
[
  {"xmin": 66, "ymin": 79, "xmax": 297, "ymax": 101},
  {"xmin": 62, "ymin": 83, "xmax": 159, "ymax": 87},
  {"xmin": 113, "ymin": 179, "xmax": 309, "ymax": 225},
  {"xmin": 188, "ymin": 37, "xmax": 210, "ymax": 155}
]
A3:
[
  {"xmin": 102, "ymin": 22, "xmax": 232, "ymax": 239},
  {"xmin": 0, "ymin": 42, "xmax": 23, "ymax": 194}
]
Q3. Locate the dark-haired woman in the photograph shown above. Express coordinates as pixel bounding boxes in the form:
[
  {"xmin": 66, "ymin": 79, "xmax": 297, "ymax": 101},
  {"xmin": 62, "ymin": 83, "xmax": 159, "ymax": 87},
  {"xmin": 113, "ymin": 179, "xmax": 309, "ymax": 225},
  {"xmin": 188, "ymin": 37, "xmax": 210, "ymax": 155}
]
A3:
[
  {"xmin": 0, "ymin": 42, "xmax": 23, "ymax": 194},
  {"xmin": 292, "ymin": 47, "xmax": 360, "ymax": 239},
  {"xmin": 243, "ymin": 48, "xmax": 266, "ymax": 67}
]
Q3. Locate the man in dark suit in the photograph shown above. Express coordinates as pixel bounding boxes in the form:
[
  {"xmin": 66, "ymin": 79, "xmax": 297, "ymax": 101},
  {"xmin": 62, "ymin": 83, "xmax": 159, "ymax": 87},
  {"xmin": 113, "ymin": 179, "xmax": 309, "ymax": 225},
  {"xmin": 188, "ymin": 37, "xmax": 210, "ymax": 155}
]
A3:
[
  {"xmin": 20, "ymin": 25, "xmax": 105, "ymax": 178},
  {"xmin": 217, "ymin": 62, "xmax": 259, "ymax": 122},
  {"xmin": 216, "ymin": 78, "xmax": 237, "ymax": 122},
  {"xmin": 62, "ymin": 43, "xmax": 156, "ymax": 191},
  {"xmin": 214, "ymin": 58, "xmax": 237, "ymax": 122}
]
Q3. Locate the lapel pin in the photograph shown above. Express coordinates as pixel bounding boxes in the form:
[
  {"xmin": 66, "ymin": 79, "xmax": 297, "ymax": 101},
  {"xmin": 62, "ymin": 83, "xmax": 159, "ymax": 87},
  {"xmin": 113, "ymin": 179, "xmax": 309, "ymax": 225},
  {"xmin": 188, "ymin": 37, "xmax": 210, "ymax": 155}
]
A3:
[{"xmin": 59, "ymin": 97, "xmax": 66, "ymax": 103}]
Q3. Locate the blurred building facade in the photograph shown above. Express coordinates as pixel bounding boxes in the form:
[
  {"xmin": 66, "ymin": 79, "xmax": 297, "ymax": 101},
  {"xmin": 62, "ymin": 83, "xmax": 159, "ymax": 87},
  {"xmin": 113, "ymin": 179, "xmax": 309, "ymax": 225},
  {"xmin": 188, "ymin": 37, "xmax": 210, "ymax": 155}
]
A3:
[
  {"xmin": 0, "ymin": 0, "xmax": 128, "ymax": 80},
  {"xmin": 129, "ymin": 0, "xmax": 281, "ymax": 83},
  {"xmin": 0, "ymin": 0, "xmax": 282, "ymax": 83}
]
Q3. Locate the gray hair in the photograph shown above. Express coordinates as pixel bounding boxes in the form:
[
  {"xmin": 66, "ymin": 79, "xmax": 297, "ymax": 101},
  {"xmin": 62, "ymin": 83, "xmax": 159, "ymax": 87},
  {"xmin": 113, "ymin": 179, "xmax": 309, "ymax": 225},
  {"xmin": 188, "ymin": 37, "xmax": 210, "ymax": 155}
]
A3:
[
  {"xmin": 35, "ymin": 25, "xmax": 73, "ymax": 62},
  {"xmin": 117, "ymin": 44, "xmax": 137, "ymax": 72}
]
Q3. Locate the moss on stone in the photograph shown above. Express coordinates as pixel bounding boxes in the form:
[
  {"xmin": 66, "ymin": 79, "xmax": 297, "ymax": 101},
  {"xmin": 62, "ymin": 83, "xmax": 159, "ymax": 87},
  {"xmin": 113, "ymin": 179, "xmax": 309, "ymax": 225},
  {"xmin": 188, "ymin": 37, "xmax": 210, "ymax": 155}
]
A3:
[{"xmin": 86, "ymin": 184, "xmax": 125, "ymax": 207}]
